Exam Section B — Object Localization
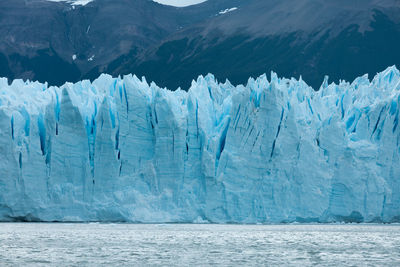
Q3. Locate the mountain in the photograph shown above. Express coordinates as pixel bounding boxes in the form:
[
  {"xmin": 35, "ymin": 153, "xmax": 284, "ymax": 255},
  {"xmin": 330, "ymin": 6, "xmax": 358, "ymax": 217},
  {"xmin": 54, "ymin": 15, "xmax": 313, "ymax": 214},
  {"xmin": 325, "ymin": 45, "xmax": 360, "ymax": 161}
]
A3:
[
  {"xmin": 123, "ymin": 0, "xmax": 400, "ymax": 89},
  {"xmin": 1, "ymin": 0, "xmax": 399, "ymax": 89},
  {"xmin": 0, "ymin": 0, "xmax": 236, "ymax": 85},
  {"xmin": 1, "ymin": 67, "xmax": 400, "ymax": 223}
]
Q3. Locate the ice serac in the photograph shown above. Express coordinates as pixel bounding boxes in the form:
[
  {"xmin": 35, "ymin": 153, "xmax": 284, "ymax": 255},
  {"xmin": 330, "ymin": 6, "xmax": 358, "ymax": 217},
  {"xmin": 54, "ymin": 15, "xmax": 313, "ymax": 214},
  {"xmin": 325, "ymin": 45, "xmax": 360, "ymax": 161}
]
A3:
[{"xmin": 0, "ymin": 67, "xmax": 400, "ymax": 223}]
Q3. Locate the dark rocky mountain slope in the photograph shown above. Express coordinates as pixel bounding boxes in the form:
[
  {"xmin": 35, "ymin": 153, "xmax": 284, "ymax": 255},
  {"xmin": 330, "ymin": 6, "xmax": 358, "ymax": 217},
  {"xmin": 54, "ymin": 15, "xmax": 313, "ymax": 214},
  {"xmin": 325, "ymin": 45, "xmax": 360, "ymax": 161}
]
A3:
[{"xmin": 1, "ymin": 0, "xmax": 400, "ymax": 89}]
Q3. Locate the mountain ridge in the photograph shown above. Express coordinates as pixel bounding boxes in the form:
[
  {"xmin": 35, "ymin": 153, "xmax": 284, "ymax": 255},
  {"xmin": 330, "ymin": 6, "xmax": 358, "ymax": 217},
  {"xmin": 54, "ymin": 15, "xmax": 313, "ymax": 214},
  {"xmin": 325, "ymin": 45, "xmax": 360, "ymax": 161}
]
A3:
[{"xmin": 0, "ymin": 0, "xmax": 399, "ymax": 90}]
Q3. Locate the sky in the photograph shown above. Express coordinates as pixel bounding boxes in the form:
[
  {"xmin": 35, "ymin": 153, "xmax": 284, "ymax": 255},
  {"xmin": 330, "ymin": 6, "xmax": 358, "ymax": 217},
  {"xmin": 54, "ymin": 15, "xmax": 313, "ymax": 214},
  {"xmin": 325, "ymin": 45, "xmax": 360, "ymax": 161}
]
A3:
[
  {"xmin": 153, "ymin": 0, "xmax": 207, "ymax": 7},
  {"xmin": 47, "ymin": 0, "xmax": 208, "ymax": 7}
]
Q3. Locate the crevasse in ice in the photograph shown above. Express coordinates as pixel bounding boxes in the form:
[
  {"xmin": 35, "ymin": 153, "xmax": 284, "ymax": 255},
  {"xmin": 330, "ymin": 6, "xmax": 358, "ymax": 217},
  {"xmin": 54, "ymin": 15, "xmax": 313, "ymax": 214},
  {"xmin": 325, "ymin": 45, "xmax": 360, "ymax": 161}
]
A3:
[{"xmin": 0, "ymin": 66, "xmax": 399, "ymax": 223}]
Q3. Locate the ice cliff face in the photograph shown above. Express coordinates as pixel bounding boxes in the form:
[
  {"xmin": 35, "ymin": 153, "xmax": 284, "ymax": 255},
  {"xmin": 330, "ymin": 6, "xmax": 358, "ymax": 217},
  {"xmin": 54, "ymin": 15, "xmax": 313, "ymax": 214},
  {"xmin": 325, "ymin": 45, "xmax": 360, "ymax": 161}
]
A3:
[{"xmin": 0, "ymin": 67, "xmax": 399, "ymax": 223}]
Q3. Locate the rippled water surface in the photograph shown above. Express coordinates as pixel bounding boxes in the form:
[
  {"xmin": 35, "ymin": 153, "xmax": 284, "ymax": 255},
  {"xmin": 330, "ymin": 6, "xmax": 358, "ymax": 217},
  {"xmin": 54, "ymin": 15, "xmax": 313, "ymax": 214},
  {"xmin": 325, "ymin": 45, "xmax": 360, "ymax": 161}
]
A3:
[{"xmin": 0, "ymin": 223, "xmax": 399, "ymax": 266}]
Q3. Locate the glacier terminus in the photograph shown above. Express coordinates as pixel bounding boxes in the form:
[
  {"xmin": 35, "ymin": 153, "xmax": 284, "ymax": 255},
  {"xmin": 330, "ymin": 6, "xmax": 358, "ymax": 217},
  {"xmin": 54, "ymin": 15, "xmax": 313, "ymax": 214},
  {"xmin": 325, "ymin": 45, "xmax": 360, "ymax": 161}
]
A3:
[{"xmin": 0, "ymin": 67, "xmax": 400, "ymax": 223}]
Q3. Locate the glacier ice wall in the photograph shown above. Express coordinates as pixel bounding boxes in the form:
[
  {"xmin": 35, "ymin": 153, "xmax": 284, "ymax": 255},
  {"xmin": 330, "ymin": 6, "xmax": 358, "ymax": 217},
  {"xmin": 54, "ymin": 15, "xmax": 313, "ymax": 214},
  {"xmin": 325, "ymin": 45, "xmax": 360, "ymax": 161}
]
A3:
[{"xmin": 0, "ymin": 67, "xmax": 400, "ymax": 223}]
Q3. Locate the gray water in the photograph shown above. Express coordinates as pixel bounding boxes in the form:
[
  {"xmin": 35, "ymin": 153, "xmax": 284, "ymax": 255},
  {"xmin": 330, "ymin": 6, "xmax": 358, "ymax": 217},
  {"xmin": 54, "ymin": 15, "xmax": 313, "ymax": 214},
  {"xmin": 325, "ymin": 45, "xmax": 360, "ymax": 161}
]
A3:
[{"xmin": 0, "ymin": 223, "xmax": 399, "ymax": 266}]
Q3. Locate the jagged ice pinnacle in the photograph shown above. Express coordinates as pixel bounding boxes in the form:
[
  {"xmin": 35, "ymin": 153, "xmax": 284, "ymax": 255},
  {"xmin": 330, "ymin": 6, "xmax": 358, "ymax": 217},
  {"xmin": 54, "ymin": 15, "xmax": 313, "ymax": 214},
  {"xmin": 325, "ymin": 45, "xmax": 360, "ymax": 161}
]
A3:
[{"xmin": 0, "ymin": 66, "xmax": 399, "ymax": 223}]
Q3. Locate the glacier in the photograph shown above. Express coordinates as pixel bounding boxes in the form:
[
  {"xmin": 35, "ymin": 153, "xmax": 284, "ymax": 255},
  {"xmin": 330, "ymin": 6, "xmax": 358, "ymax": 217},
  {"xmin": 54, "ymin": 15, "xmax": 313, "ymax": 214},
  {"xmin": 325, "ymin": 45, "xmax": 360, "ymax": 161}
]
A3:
[{"xmin": 0, "ymin": 66, "xmax": 400, "ymax": 223}]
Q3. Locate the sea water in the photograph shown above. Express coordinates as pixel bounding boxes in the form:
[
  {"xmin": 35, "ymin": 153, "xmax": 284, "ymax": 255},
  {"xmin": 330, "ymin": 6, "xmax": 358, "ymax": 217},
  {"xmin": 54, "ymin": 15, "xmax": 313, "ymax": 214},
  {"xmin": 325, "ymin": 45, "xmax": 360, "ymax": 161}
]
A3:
[{"xmin": 0, "ymin": 223, "xmax": 399, "ymax": 266}]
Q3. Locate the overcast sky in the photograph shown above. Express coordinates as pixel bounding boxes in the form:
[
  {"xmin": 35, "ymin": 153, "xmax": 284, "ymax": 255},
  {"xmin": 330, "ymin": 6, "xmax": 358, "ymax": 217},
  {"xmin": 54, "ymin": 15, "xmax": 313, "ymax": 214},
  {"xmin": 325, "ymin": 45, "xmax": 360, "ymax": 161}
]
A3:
[
  {"xmin": 153, "ymin": 0, "xmax": 207, "ymax": 7},
  {"xmin": 47, "ymin": 0, "xmax": 208, "ymax": 7}
]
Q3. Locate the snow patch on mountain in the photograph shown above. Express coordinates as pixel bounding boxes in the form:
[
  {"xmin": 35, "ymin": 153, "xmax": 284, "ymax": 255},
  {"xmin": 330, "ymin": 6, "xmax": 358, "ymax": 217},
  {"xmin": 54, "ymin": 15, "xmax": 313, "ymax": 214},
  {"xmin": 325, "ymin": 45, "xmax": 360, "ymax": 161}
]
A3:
[
  {"xmin": 47, "ymin": 0, "xmax": 94, "ymax": 6},
  {"xmin": 219, "ymin": 7, "xmax": 238, "ymax": 15}
]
